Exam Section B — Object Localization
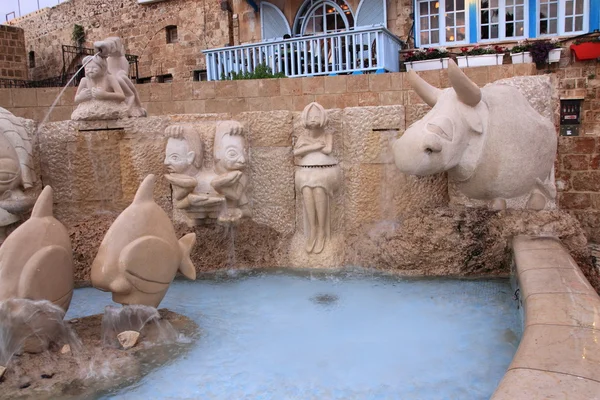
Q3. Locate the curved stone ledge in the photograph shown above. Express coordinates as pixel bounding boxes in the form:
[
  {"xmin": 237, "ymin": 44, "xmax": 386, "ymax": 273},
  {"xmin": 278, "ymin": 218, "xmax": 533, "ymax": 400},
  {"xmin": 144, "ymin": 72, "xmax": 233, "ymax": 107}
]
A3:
[{"xmin": 491, "ymin": 236, "xmax": 600, "ymax": 400}]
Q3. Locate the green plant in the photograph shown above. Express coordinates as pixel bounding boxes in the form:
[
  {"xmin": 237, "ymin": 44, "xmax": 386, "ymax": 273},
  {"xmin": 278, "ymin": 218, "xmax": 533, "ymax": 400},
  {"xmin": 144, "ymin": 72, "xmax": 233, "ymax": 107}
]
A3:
[
  {"xmin": 510, "ymin": 40, "xmax": 532, "ymax": 53},
  {"xmin": 72, "ymin": 24, "xmax": 85, "ymax": 46},
  {"xmin": 530, "ymin": 40, "xmax": 560, "ymax": 66},
  {"xmin": 405, "ymin": 47, "xmax": 449, "ymax": 62},
  {"xmin": 222, "ymin": 63, "xmax": 286, "ymax": 80}
]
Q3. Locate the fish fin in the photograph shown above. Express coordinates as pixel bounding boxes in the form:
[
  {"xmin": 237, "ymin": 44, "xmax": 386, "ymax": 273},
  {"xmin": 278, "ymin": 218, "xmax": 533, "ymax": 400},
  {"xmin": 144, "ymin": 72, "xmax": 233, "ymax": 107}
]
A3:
[
  {"xmin": 18, "ymin": 245, "xmax": 73, "ymax": 311},
  {"xmin": 132, "ymin": 174, "xmax": 156, "ymax": 205},
  {"xmin": 178, "ymin": 233, "xmax": 196, "ymax": 280},
  {"xmin": 31, "ymin": 186, "xmax": 53, "ymax": 218}
]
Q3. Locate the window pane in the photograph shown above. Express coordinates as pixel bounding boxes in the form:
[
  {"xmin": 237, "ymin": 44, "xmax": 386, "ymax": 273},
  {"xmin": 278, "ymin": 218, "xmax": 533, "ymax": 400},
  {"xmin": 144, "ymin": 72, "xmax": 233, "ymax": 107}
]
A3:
[
  {"xmin": 575, "ymin": 0, "xmax": 584, "ymax": 14},
  {"xmin": 565, "ymin": 16, "xmax": 573, "ymax": 31},
  {"xmin": 420, "ymin": 2, "xmax": 429, "ymax": 14},
  {"xmin": 421, "ymin": 31, "xmax": 430, "ymax": 44},
  {"xmin": 490, "ymin": 0, "xmax": 498, "ymax": 7},
  {"xmin": 566, "ymin": 1, "xmax": 573, "ymax": 15},
  {"xmin": 481, "ymin": 24, "xmax": 490, "ymax": 39},
  {"xmin": 431, "ymin": 30, "xmax": 439, "ymax": 43},
  {"xmin": 457, "ymin": 0, "xmax": 465, "ymax": 11},
  {"xmin": 516, "ymin": 21, "xmax": 524, "ymax": 35},
  {"xmin": 431, "ymin": 0, "xmax": 439, "ymax": 11},
  {"xmin": 446, "ymin": 27, "xmax": 456, "ymax": 41},
  {"xmin": 491, "ymin": 24, "xmax": 499, "ymax": 37},
  {"xmin": 506, "ymin": 0, "xmax": 513, "ymax": 5},
  {"xmin": 506, "ymin": 22, "xmax": 514, "ymax": 36},
  {"xmin": 457, "ymin": 27, "xmax": 466, "ymax": 40},
  {"xmin": 575, "ymin": 16, "xmax": 583, "ymax": 31},
  {"xmin": 516, "ymin": 6, "xmax": 524, "ymax": 20},
  {"xmin": 549, "ymin": 3, "xmax": 557, "ymax": 17},
  {"xmin": 421, "ymin": 16, "xmax": 429, "ymax": 29},
  {"xmin": 446, "ymin": 14, "xmax": 455, "ymax": 27},
  {"xmin": 456, "ymin": 11, "xmax": 465, "ymax": 25},
  {"xmin": 446, "ymin": 0, "xmax": 454, "ymax": 11},
  {"xmin": 431, "ymin": 15, "xmax": 439, "ymax": 28},
  {"xmin": 549, "ymin": 19, "xmax": 557, "ymax": 33}
]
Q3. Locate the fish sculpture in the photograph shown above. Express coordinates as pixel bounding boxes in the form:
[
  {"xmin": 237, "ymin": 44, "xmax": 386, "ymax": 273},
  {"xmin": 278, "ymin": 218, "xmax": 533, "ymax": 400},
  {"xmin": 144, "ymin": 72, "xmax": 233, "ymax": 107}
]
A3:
[
  {"xmin": 91, "ymin": 174, "xmax": 196, "ymax": 307},
  {"xmin": 0, "ymin": 186, "xmax": 74, "ymax": 312}
]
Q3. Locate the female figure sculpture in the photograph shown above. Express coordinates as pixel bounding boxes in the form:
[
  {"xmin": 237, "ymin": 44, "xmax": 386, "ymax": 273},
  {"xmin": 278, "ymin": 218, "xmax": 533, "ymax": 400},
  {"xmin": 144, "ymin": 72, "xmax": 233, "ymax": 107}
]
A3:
[
  {"xmin": 72, "ymin": 55, "xmax": 127, "ymax": 120},
  {"xmin": 294, "ymin": 102, "xmax": 341, "ymax": 254}
]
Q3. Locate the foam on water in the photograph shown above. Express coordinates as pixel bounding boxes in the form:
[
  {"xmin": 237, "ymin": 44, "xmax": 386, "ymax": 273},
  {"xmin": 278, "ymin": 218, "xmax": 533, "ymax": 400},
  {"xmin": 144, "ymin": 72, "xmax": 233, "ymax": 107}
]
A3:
[{"xmin": 66, "ymin": 271, "xmax": 521, "ymax": 400}]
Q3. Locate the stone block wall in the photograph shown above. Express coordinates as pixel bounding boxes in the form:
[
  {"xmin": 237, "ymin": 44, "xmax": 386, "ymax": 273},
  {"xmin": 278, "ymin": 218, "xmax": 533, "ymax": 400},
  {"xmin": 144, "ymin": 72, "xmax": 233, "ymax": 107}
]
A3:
[
  {"xmin": 8, "ymin": 0, "xmax": 230, "ymax": 82},
  {"xmin": 0, "ymin": 25, "xmax": 27, "ymax": 80}
]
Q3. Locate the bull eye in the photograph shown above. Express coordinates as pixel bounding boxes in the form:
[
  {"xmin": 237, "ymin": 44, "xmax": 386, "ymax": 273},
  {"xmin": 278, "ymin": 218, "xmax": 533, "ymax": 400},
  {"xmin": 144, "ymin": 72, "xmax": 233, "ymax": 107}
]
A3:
[{"xmin": 426, "ymin": 121, "xmax": 453, "ymax": 141}]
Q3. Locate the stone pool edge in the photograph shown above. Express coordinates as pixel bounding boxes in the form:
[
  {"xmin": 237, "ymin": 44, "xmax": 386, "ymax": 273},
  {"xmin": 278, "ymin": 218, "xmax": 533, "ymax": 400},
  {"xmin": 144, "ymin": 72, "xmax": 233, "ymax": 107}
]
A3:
[{"xmin": 490, "ymin": 235, "xmax": 600, "ymax": 399}]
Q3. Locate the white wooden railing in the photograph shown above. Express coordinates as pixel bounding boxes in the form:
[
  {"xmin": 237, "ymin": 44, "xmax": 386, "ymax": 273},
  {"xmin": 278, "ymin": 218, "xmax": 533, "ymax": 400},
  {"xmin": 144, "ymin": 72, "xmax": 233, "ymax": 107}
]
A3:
[{"xmin": 202, "ymin": 26, "xmax": 404, "ymax": 81}]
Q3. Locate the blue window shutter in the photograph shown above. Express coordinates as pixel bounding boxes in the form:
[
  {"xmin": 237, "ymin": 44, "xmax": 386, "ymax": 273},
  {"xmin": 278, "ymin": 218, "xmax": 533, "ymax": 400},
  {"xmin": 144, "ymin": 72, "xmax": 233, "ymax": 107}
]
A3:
[
  {"xmin": 260, "ymin": 2, "xmax": 292, "ymax": 40},
  {"xmin": 590, "ymin": 0, "xmax": 599, "ymax": 31},
  {"xmin": 529, "ymin": 0, "xmax": 537, "ymax": 38},
  {"xmin": 469, "ymin": 1, "xmax": 478, "ymax": 43},
  {"xmin": 356, "ymin": 0, "xmax": 386, "ymax": 27}
]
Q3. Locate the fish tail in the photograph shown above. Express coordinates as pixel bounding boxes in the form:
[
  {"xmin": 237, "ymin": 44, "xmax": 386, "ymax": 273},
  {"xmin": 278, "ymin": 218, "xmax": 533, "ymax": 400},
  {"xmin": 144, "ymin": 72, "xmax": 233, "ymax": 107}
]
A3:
[
  {"xmin": 31, "ymin": 186, "xmax": 53, "ymax": 218},
  {"xmin": 178, "ymin": 233, "xmax": 196, "ymax": 280}
]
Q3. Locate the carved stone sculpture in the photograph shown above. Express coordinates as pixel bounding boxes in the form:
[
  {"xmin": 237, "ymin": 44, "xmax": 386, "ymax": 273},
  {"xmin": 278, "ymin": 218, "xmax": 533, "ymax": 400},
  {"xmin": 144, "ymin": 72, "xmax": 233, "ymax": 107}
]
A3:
[
  {"xmin": 72, "ymin": 37, "xmax": 147, "ymax": 120},
  {"xmin": 392, "ymin": 60, "xmax": 557, "ymax": 210},
  {"xmin": 0, "ymin": 186, "xmax": 74, "ymax": 312},
  {"xmin": 294, "ymin": 102, "xmax": 341, "ymax": 254},
  {"xmin": 91, "ymin": 174, "xmax": 196, "ymax": 308},
  {"xmin": 0, "ymin": 108, "xmax": 37, "ymax": 242},
  {"xmin": 212, "ymin": 121, "xmax": 251, "ymax": 223},
  {"xmin": 94, "ymin": 37, "xmax": 147, "ymax": 118},
  {"xmin": 163, "ymin": 124, "xmax": 225, "ymax": 226},
  {"xmin": 72, "ymin": 54, "xmax": 127, "ymax": 121}
]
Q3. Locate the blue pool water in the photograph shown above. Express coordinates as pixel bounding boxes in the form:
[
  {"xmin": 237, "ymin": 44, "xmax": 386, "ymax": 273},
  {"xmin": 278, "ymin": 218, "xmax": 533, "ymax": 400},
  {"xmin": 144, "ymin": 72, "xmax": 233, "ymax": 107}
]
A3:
[{"xmin": 66, "ymin": 271, "xmax": 522, "ymax": 400}]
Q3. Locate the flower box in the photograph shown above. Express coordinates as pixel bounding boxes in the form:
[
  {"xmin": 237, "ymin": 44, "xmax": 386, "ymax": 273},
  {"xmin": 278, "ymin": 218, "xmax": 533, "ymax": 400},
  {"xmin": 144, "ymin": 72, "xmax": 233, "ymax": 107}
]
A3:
[
  {"xmin": 547, "ymin": 48, "xmax": 562, "ymax": 63},
  {"xmin": 570, "ymin": 42, "xmax": 600, "ymax": 61},
  {"xmin": 405, "ymin": 58, "xmax": 449, "ymax": 71},
  {"xmin": 456, "ymin": 53, "xmax": 504, "ymax": 68},
  {"xmin": 511, "ymin": 52, "xmax": 533, "ymax": 64}
]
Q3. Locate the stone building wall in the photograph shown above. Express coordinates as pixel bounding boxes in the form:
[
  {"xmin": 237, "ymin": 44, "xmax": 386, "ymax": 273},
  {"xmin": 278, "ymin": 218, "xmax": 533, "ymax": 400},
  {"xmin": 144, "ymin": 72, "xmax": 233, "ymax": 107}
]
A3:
[
  {"xmin": 0, "ymin": 25, "xmax": 27, "ymax": 80},
  {"xmin": 8, "ymin": 0, "xmax": 230, "ymax": 82}
]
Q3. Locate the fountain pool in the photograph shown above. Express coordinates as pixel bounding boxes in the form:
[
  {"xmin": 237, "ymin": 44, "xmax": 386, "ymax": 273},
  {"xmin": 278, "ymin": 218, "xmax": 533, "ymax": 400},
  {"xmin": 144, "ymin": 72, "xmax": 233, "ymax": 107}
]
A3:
[{"xmin": 65, "ymin": 271, "xmax": 522, "ymax": 400}]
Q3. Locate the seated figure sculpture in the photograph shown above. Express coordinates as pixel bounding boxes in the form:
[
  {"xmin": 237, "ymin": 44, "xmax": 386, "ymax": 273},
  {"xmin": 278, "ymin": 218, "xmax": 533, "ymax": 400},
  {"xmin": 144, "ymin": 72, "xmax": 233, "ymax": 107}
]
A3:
[
  {"xmin": 0, "ymin": 107, "xmax": 37, "ymax": 242},
  {"xmin": 294, "ymin": 102, "xmax": 341, "ymax": 254},
  {"xmin": 391, "ymin": 59, "xmax": 557, "ymax": 210},
  {"xmin": 91, "ymin": 174, "xmax": 196, "ymax": 308},
  {"xmin": 72, "ymin": 54, "xmax": 127, "ymax": 121},
  {"xmin": 0, "ymin": 185, "xmax": 73, "ymax": 312},
  {"xmin": 211, "ymin": 121, "xmax": 251, "ymax": 223},
  {"xmin": 164, "ymin": 125, "xmax": 225, "ymax": 226}
]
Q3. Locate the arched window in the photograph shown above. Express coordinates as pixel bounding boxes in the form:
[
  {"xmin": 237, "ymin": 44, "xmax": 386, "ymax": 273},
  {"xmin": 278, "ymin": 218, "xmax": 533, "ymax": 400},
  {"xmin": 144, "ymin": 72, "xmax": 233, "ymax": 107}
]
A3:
[{"xmin": 293, "ymin": 0, "xmax": 355, "ymax": 36}]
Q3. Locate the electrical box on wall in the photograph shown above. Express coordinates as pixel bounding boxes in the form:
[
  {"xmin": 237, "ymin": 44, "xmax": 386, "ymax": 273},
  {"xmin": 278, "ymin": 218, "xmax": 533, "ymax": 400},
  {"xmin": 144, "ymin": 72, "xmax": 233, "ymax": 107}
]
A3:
[{"xmin": 560, "ymin": 98, "xmax": 583, "ymax": 137}]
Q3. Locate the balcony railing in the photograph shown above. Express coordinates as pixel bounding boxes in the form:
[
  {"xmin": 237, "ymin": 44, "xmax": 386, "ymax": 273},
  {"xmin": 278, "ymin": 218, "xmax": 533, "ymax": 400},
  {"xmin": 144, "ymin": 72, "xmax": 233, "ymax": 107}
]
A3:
[{"xmin": 202, "ymin": 26, "xmax": 404, "ymax": 81}]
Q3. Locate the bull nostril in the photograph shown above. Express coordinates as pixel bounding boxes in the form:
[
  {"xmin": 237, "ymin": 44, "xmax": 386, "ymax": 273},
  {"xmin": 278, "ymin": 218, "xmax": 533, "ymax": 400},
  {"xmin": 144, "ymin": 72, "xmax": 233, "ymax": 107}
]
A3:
[{"xmin": 425, "ymin": 148, "xmax": 433, "ymax": 155}]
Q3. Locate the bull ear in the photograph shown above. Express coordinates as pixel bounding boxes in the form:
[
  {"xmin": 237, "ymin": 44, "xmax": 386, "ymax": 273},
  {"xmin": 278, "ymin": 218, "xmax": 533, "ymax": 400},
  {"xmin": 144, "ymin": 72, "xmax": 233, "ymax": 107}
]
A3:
[
  {"xmin": 407, "ymin": 70, "xmax": 442, "ymax": 108},
  {"xmin": 448, "ymin": 59, "xmax": 481, "ymax": 107}
]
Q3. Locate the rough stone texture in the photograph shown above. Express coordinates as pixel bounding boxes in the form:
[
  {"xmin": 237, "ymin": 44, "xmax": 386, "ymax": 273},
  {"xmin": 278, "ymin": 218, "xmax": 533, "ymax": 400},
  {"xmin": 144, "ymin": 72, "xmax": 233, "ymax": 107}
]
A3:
[
  {"xmin": 346, "ymin": 208, "xmax": 593, "ymax": 279},
  {"xmin": 492, "ymin": 75, "xmax": 556, "ymax": 122},
  {"xmin": 117, "ymin": 331, "xmax": 140, "ymax": 350},
  {"xmin": 9, "ymin": 0, "xmax": 230, "ymax": 82},
  {"xmin": 0, "ymin": 25, "xmax": 27, "ymax": 80},
  {"xmin": 0, "ymin": 310, "xmax": 197, "ymax": 400},
  {"xmin": 71, "ymin": 100, "xmax": 128, "ymax": 121}
]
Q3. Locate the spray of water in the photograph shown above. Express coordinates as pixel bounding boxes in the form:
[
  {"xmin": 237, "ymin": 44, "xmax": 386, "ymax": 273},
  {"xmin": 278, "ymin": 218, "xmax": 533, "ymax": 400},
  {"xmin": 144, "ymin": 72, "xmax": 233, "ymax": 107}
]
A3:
[
  {"xmin": 38, "ymin": 53, "xmax": 99, "ymax": 129},
  {"xmin": 0, "ymin": 299, "xmax": 81, "ymax": 367},
  {"xmin": 101, "ymin": 305, "xmax": 179, "ymax": 348}
]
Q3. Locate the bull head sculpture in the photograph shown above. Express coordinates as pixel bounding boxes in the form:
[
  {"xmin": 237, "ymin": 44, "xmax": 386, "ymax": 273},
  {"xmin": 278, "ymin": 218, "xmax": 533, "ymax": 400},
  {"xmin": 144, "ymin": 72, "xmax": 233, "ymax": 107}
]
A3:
[{"xmin": 392, "ymin": 59, "xmax": 487, "ymax": 177}]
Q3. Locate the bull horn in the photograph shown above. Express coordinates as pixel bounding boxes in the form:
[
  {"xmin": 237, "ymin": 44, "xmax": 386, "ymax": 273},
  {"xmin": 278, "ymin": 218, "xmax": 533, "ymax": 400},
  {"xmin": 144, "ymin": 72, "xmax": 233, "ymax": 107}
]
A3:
[
  {"xmin": 407, "ymin": 70, "xmax": 441, "ymax": 108},
  {"xmin": 448, "ymin": 59, "xmax": 481, "ymax": 107}
]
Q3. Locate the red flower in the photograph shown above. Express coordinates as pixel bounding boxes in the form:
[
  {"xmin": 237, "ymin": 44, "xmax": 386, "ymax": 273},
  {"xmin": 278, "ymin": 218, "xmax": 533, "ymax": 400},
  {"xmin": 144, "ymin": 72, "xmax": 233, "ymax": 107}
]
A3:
[
  {"xmin": 461, "ymin": 47, "xmax": 468, "ymax": 53},
  {"xmin": 427, "ymin": 47, "xmax": 436, "ymax": 53}
]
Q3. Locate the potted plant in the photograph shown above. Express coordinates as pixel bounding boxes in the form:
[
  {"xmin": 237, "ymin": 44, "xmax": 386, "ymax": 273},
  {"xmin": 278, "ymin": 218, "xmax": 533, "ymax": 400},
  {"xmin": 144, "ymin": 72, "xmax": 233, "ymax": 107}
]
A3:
[
  {"xmin": 511, "ymin": 39, "xmax": 562, "ymax": 65},
  {"xmin": 404, "ymin": 47, "xmax": 450, "ymax": 71},
  {"xmin": 510, "ymin": 40, "xmax": 532, "ymax": 64},
  {"xmin": 456, "ymin": 45, "xmax": 506, "ymax": 68},
  {"xmin": 570, "ymin": 37, "xmax": 600, "ymax": 61}
]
